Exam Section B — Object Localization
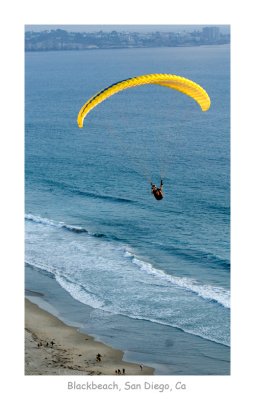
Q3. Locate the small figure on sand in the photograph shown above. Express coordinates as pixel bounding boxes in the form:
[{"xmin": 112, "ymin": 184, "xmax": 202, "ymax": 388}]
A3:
[
  {"xmin": 151, "ymin": 180, "xmax": 164, "ymax": 201},
  {"xmin": 50, "ymin": 340, "xmax": 55, "ymax": 347},
  {"xmin": 140, "ymin": 364, "xmax": 143, "ymax": 371},
  {"xmin": 96, "ymin": 353, "xmax": 102, "ymax": 362}
]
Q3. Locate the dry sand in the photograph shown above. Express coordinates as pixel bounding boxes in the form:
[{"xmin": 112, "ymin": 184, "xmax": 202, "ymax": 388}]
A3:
[{"xmin": 25, "ymin": 299, "xmax": 154, "ymax": 375}]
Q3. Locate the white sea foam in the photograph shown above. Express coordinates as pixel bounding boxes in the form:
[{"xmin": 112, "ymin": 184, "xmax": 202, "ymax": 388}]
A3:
[
  {"xmin": 25, "ymin": 213, "xmax": 88, "ymax": 233},
  {"xmin": 25, "ymin": 215, "xmax": 230, "ymax": 346},
  {"xmin": 56, "ymin": 275, "xmax": 105, "ymax": 309},
  {"xmin": 26, "ymin": 217, "xmax": 230, "ymax": 309},
  {"xmin": 26, "ymin": 213, "xmax": 60, "ymax": 227},
  {"xmin": 124, "ymin": 250, "xmax": 230, "ymax": 309}
]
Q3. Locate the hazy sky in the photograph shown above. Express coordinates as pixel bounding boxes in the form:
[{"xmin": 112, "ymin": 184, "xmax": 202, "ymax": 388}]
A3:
[{"xmin": 25, "ymin": 24, "xmax": 230, "ymax": 33}]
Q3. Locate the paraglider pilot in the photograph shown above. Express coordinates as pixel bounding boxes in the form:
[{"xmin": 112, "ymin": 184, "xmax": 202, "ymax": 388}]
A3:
[{"xmin": 151, "ymin": 180, "xmax": 164, "ymax": 201}]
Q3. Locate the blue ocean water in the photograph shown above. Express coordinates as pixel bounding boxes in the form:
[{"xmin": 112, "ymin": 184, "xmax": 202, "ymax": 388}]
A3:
[{"xmin": 25, "ymin": 45, "xmax": 230, "ymax": 374}]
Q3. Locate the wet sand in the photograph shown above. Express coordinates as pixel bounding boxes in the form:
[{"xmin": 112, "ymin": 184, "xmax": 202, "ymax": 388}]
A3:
[{"xmin": 25, "ymin": 299, "xmax": 154, "ymax": 375}]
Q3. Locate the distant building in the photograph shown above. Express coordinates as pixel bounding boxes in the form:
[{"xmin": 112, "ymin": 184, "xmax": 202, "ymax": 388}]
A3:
[{"xmin": 202, "ymin": 26, "xmax": 220, "ymax": 41}]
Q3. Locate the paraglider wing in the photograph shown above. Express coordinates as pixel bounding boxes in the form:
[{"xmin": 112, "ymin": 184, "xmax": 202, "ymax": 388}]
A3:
[{"xmin": 77, "ymin": 73, "xmax": 211, "ymax": 128}]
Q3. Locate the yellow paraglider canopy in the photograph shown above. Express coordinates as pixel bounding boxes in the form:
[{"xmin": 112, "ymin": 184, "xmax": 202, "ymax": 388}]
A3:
[{"xmin": 77, "ymin": 73, "xmax": 210, "ymax": 128}]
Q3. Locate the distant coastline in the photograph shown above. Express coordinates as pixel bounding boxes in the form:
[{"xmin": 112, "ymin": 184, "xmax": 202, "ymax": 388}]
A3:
[{"xmin": 25, "ymin": 27, "xmax": 230, "ymax": 52}]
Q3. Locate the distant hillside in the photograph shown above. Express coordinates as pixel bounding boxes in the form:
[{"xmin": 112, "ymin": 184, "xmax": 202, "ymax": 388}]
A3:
[{"xmin": 25, "ymin": 28, "xmax": 230, "ymax": 51}]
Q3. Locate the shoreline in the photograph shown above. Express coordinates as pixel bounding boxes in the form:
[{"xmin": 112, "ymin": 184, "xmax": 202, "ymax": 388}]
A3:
[
  {"xmin": 25, "ymin": 298, "xmax": 154, "ymax": 375},
  {"xmin": 25, "ymin": 265, "xmax": 230, "ymax": 375}
]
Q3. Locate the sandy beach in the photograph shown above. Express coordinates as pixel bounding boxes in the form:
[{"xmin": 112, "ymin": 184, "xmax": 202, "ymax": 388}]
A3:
[{"xmin": 25, "ymin": 299, "xmax": 154, "ymax": 375}]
